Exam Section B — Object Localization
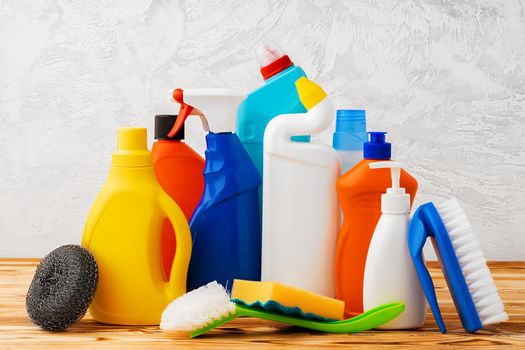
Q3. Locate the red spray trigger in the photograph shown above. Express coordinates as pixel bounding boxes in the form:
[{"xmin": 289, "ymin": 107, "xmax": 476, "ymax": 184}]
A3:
[{"xmin": 168, "ymin": 88, "xmax": 193, "ymax": 138}]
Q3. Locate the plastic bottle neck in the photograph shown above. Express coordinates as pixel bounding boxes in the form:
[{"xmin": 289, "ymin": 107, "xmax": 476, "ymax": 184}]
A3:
[
  {"xmin": 205, "ymin": 132, "xmax": 237, "ymax": 150},
  {"xmin": 333, "ymin": 110, "xmax": 367, "ymax": 151},
  {"xmin": 108, "ymin": 163, "xmax": 156, "ymax": 183},
  {"xmin": 263, "ymin": 65, "xmax": 296, "ymax": 83},
  {"xmin": 381, "ymin": 192, "xmax": 410, "ymax": 214},
  {"xmin": 260, "ymin": 55, "xmax": 294, "ymax": 80},
  {"xmin": 365, "ymin": 156, "xmax": 391, "ymax": 160},
  {"xmin": 156, "ymin": 139, "xmax": 182, "ymax": 144},
  {"xmin": 112, "ymin": 127, "xmax": 153, "ymax": 167}
]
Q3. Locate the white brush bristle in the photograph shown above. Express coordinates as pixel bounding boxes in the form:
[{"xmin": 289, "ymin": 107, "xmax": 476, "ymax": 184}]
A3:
[
  {"xmin": 435, "ymin": 198, "xmax": 508, "ymax": 326},
  {"xmin": 160, "ymin": 281, "xmax": 236, "ymax": 331}
]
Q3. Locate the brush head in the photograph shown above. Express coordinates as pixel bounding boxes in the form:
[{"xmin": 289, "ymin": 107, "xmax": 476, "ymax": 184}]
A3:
[
  {"xmin": 26, "ymin": 245, "xmax": 98, "ymax": 331},
  {"xmin": 160, "ymin": 281, "xmax": 236, "ymax": 331},
  {"xmin": 435, "ymin": 198, "xmax": 508, "ymax": 327}
]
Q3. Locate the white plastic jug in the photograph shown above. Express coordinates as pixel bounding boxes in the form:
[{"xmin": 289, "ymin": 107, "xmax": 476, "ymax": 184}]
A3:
[{"xmin": 261, "ymin": 77, "xmax": 341, "ymax": 297}]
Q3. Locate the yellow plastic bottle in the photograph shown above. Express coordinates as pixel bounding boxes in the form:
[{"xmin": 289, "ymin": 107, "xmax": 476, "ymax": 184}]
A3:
[{"xmin": 82, "ymin": 127, "xmax": 191, "ymax": 325}]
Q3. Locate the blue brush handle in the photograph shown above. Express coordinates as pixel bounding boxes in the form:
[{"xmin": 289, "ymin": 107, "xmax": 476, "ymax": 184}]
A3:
[{"xmin": 408, "ymin": 205, "xmax": 446, "ymax": 333}]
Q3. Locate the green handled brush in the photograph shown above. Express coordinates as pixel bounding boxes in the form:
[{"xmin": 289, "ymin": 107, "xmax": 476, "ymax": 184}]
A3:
[{"xmin": 160, "ymin": 281, "xmax": 405, "ymax": 337}]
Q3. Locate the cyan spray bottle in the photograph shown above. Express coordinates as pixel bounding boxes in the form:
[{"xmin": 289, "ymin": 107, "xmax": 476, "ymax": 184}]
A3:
[
  {"xmin": 237, "ymin": 43, "xmax": 311, "ymax": 218},
  {"xmin": 237, "ymin": 42, "xmax": 310, "ymax": 177}
]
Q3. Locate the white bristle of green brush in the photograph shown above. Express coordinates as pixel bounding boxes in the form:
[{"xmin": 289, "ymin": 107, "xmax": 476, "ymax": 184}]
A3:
[
  {"xmin": 160, "ymin": 281, "xmax": 236, "ymax": 331},
  {"xmin": 435, "ymin": 198, "xmax": 508, "ymax": 326}
]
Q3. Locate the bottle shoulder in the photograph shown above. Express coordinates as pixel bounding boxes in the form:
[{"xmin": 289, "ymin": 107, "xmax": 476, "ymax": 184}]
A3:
[
  {"xmin": 199, "ymin": 134, "xmax": 261, "ymax": 203},
  {"xmin": 95, "ymin": 181, "xmax": 164, "ymax": 202},
  {"xmin": 101, "ymin": 167, "xmax": 167, "ymax": 199},
  {"xmin": 268, "ymin": 143, "xmax": 341, "ymax": 169},
  {"xmin": 82, "ymin": 184, "xmax": 165, "ymax": 247},
  {"xmin": 337, "ymin": 159, "xmax": 418, "ymax": 193},
  {"xmin": 153, "ymin": 152, "xmax": 205, "ymax": 171},
  {"xmin": 204, "ymin": 135, "xmax": 260, "ymax": 177},
  {"xmin": 238, "ymin": 67, "xmax": 307, "ymax": 124},
  {"xmin": 374, "ymin": 213, "xmax": 410, "ymax": 227},
  {"xmin": 245, "ymin": 66, "xmax": 306, "ymax": 98},
  {"xmin": 152, "ymin": 142, "xmax": 204, "ymax": 161}
]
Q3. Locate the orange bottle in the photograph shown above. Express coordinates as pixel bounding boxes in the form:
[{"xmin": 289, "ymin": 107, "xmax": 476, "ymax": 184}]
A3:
[
  {"xmin": 335, "ymin": 132, "xmax": 418, "ymax": 317},
  {"xmin": 152, "ymin": 115, "xmax": 205, "ymax": 280}
]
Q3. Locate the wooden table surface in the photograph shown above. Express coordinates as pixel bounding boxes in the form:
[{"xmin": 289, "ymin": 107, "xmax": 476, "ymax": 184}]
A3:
[{"xmin": 0, "ymin": 259, "xmax": 523, "ymax": 349}]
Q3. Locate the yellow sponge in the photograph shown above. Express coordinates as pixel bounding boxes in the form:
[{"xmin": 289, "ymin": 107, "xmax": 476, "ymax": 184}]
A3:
[{"xmin": 231, "ymin": 280, "xmax": 345, "ymax": 321}]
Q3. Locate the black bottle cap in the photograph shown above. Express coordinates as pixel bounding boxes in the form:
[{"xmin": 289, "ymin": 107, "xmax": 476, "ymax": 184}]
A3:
[{"xmin": 154, "ymin": 114, "xmax": 185, "ymax": 140}]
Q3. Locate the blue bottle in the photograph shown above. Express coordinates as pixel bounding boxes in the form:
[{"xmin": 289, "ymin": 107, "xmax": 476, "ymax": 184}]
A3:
[
  {"xmin": 168, "ymin": 88, "xmax": 261, "ymax": 292},
  {"xmin": 189, "ymin": 133, "xmax": 261, "ymax": 291},
  {"xmin": 237, "ymin": 43, "xmax": 310, "ymax": 180}
]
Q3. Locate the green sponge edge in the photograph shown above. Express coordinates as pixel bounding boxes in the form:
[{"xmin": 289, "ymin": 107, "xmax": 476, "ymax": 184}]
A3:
[{"xmin": 231, "ymin": 298, "xmax": 337, "ymax": 322}]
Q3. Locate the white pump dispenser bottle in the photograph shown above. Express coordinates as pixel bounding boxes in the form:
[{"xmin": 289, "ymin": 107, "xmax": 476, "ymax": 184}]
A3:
[{"xmin": 362, "ymin": 161, "xmax": 427, "ymax": 329}]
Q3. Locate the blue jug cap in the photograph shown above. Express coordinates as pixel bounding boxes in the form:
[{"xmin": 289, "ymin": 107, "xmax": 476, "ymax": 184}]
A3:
[
  {"xmin": 332, "ymin": 110, "xmax": 367, "ymax": 151},
  {"xmin": 364, "ymin": 131, "xmax": 391, "ymax": 160}
]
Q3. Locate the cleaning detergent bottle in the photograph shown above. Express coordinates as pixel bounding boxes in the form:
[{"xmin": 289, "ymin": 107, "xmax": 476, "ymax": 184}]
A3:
[
  {"xmin": 152, "ymin": 115, "xmax": 205, "ymax": 281},
  {"xmin": 262, "ymin": 77, "xmax": 340, "ymax": 297},
  {"xmin": 237, "ymin": 43, "xmax": 310, "ymax": 201},
  {"xmin": 332, "ymin": 109, "xmax": 367, "ymax": 173},
  {"xmin": 82, "ymin": 127, "xmax": 192, "ymax": 325},
  {"xmin": 335, "ymin": 132, "xmax": 418, "ymax": 317},
  {"xmin": 363, "ymin": 161, "xmax": 426, "ymax": 329},
  {"xmin": 167, "ymin": 88, "xmax": 261, "ymax": 292}
]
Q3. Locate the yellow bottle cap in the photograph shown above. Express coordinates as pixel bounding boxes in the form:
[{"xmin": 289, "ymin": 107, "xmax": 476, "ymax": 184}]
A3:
[
  {"xmin": 112, "ymin": 127, "xmax": 152, "ymax": 167},
  {"xmin": 295, "ymin": 77, "xmax": 327, "ymax": 110}
]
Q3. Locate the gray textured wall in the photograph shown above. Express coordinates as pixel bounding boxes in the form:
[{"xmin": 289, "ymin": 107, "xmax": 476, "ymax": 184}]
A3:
[{"xmin": 1, "ymin": 0, "xmax": 524, "ymax": 259}]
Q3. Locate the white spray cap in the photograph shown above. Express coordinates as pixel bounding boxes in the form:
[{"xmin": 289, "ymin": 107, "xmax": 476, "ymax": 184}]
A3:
[
  {"xmin": 255, "ymin": 42, "xmax": 294, "ymax": 80},
  {"xmin": 369, "ymin": 161, "xmax": 411, "ymax": 214},
  {"xmin": 255, "ymin": 42, "xmax": 285, "ymax": 67},
  {"xmin": 169, "ymin": 88, "xmax": 244, "ymax": 134}
]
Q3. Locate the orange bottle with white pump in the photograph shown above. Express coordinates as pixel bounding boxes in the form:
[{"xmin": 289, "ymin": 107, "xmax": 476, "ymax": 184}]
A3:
[
  {"xmin": 152, "ymin": 115, "xmax": 205, "ymax": 280},
  {"xmin": 335, "ymin": 132, "xmax": 418, "ymax": 317}
]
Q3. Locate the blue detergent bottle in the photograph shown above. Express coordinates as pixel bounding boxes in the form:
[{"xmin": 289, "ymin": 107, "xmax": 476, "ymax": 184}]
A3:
[
  {"xmin": 168, "ymin": 88, "xmax": 262, "ymax": 292},
  {"xmin": 237, "ymin": 43, "xmax": 310, "ymax": 181}
]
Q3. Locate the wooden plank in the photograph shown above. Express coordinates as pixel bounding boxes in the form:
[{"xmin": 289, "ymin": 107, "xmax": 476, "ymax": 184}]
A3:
[{"xmin": 0, "ymin": 259, "xmax": 524, "ymax": 349}]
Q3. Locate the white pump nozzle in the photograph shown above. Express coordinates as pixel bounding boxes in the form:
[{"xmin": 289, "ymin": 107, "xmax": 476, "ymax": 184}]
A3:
[
  {"xmin": 255, "ymin": 42, "xmax": 285, "ymax": 68},
  {"xmin": 369, "ymin": 161, "xmax": 403, "ymax": 195},
  {"xmin": 369, "ymin": 161, "xmax": 411, "ymax": 214}
]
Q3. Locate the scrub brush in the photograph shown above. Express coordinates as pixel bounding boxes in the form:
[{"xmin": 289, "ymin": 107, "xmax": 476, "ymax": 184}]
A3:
[
  {"xmin": 161, "ymin": 281, "xmax": 405, "ymax": 337},
  {"xmin": 408, "ymin": 197, "xmax": 508, "ymax": 333}
]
